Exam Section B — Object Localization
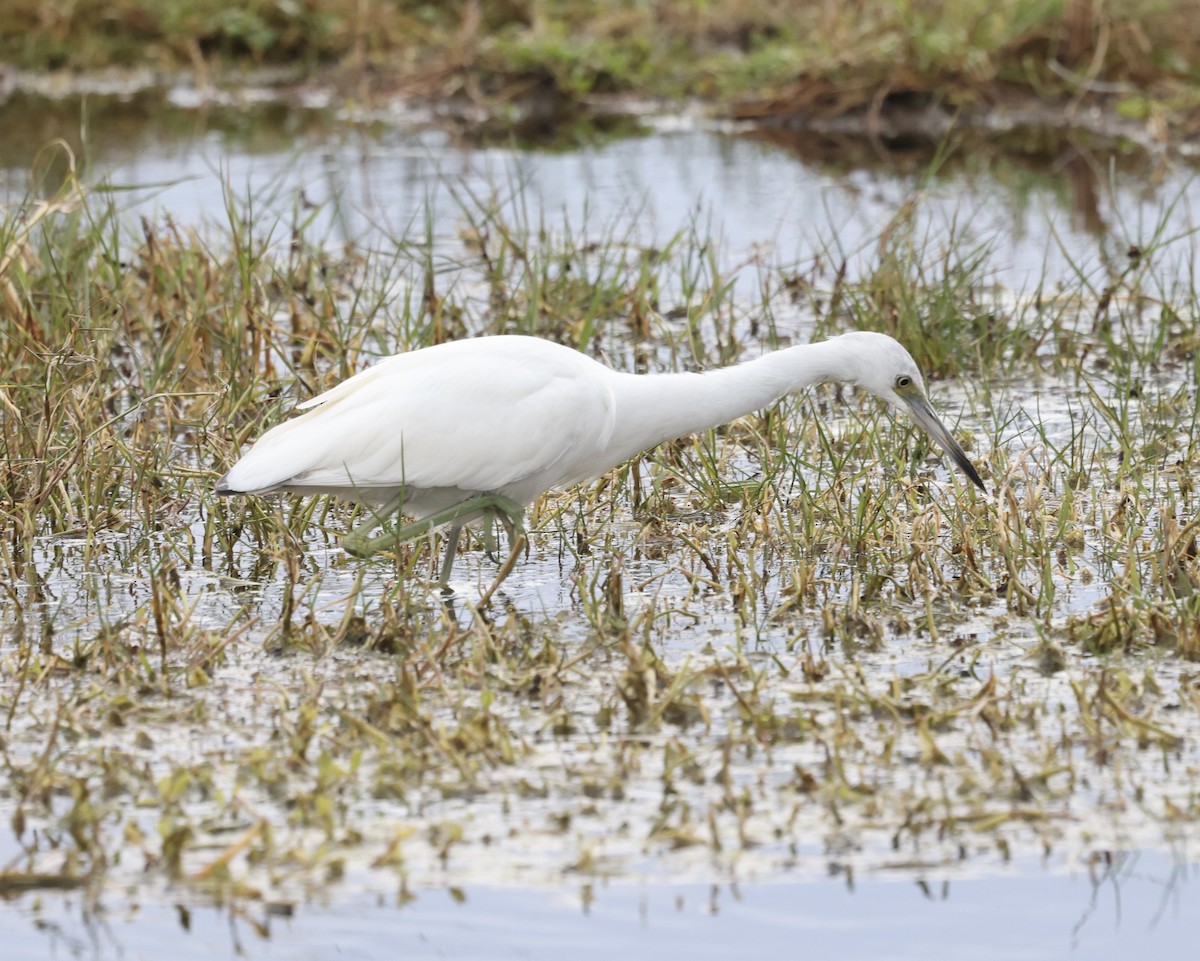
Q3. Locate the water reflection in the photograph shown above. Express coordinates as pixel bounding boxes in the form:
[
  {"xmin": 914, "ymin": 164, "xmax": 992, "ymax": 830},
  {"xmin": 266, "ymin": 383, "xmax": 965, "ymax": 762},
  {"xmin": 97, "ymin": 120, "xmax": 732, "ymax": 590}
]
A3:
[
  {"xmin": 1, "ymin": 851, "xmax": 1194, "ymax": 960},
  {"xmin": 3, "ymin": 89, "xmax": 1199, "ymax": 958},
  {"xmin": 745, "ymin": 123, "xmax": 1160, "ymax": 239},
  {"xmin": 2, "ymin": 89, "xmax": 1197, "ymax": 296}
]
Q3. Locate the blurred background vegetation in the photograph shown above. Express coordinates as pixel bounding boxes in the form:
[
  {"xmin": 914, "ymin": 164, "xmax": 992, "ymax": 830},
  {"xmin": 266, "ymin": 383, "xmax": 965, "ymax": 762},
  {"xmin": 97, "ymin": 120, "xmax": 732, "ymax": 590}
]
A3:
[{"xmin": 1, "ymin": 1, "xmax": 1197, "ymax": 131}]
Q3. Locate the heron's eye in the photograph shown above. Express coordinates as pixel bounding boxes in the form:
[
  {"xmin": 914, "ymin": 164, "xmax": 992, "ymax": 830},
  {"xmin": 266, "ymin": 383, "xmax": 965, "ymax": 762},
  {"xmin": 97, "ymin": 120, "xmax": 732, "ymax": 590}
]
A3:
[{"xmin": 895, "ymin": 375, "xmax": 912, "ymax": 389}]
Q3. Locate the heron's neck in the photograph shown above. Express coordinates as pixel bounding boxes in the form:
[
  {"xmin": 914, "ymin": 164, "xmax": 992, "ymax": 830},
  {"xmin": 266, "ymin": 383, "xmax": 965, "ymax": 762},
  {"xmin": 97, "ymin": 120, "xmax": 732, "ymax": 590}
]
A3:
[{"xmin": 608, "ymin": 341, "xmax": 850, "ymax": 462}]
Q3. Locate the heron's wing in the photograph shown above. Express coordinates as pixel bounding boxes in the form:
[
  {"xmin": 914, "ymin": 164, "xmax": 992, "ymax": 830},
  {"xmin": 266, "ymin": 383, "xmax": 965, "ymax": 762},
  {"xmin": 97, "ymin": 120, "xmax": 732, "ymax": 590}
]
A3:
[{"xmin": 220, "ymin": 338, "xmax": 617, "ymax": 499}]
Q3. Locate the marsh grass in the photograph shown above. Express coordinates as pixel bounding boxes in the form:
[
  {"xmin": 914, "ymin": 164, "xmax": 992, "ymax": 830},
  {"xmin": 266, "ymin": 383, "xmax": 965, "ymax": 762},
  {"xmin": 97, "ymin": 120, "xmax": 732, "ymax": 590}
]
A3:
[{"xmin": 0, "ymin": 154, "xmax": 1199, "ymax": 916}]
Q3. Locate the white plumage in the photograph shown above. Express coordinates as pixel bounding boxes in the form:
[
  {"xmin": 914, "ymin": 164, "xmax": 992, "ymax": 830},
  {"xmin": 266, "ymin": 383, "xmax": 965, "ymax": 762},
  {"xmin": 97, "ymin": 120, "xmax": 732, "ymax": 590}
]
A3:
[{"xmin": 217, "ymin": 332, "xmax": 984, "ymax": 586}]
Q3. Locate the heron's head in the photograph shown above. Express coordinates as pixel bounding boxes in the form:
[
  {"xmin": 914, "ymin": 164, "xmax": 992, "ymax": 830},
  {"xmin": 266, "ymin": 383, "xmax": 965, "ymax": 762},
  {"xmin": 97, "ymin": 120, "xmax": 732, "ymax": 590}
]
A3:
[{"xmin": 830, "ymin": 332, "xmax": 986, "ymax": 492}]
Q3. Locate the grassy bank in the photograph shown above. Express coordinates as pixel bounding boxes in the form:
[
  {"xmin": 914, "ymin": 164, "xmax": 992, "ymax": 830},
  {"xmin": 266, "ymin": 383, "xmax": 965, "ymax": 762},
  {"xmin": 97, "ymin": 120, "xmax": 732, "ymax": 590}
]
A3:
[
  {"xmin": 2, "ymin": 1, "xmax": 1199, "ymax": 136},
  {"xmin": 0, "ymin": 162, "xmax": 1198, "ymax": 905}
]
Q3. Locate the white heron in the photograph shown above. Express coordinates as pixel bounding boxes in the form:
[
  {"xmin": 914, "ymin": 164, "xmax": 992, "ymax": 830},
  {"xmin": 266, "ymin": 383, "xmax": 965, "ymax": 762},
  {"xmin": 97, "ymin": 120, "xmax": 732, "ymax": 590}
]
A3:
[{"xmin": 216, "ymin": 332, "xmax": 984, "ymax": 587}]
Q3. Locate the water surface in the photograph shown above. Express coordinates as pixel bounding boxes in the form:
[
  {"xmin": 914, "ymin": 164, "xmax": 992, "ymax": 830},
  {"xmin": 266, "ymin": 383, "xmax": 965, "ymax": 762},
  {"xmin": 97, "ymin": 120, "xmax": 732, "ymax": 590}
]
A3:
[
  {"xmin": 3, "ymin": 88, "xmax": 1196, "ymax": 295},
  {"xmin": 2, "ymin": 87, "xmax": 1199, "ymax": 957},
  {"xmin": 3, "ymin": 852, "xmax": 1195, "ymax": 960}
]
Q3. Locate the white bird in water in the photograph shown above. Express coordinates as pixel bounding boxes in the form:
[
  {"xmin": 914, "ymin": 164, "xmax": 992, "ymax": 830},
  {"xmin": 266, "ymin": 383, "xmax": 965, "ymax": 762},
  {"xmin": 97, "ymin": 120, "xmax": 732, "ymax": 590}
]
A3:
[{"xmin": 217, "ymin": 332, "xmax": 984, "ymax": 588}]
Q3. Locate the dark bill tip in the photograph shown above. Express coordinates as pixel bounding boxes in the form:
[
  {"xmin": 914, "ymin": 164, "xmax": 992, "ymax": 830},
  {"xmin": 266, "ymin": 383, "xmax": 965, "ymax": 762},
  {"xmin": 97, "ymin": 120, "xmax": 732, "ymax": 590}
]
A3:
[
  {"xmin": 949, "ymin": 445, "xmax": 987, "ymax": 493},
  {"xmin": 903, "ymin": 393, "xmax": 987, "ymax": 494}
]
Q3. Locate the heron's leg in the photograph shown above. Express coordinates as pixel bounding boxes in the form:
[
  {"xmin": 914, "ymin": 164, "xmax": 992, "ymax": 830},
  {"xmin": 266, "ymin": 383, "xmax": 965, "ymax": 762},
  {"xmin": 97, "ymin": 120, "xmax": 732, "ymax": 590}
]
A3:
[
  {"xmin": 495, "ymin": 509, "xmax": 518, "ymax": 550},
  {"xmin": 343, "ymin": 493, "xmax": 527, "ymax": 560},
  {"xmin": 438, "ymin": 523, "xmax": 463, "ymax": 588},
  {"xmin": 477, "ymin": 503, "xmax": 526, "ymax": 563},
  {"xmin": 477, "ymin": 514, "xmax": 498, "ymax": 558},
  {"xmin": 477, "ymin": 499, "xmax": 527, "ymax": 600}
]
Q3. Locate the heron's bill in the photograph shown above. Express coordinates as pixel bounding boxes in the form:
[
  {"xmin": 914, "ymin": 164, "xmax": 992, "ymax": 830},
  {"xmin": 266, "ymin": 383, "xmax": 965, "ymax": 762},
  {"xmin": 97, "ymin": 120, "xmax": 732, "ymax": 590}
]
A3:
[{"xmin": 903, "ymin": 394, "xmax": 986, "ymax": 492}]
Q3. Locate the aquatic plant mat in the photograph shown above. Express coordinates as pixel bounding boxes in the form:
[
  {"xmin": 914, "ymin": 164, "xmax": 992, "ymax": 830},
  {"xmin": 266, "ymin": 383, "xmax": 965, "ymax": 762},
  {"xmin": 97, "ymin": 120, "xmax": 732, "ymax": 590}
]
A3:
[{"xmin": 1, "ymin": 164, "xmax": 1198, "ymax": 922}]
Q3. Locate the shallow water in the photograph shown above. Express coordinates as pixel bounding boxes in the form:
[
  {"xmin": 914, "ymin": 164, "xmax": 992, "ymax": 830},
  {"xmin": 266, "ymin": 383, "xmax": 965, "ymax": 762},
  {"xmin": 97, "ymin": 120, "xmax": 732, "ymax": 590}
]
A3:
[
  {"xmin": 3, "ymin": 88, "xmax": 1200, "ymax": 954},
  {"xmin": 2, "ymin": 852, "xmax": 1195, "ymax": 960},
  {"xmin": 2, "ymin": 88, "xmax": 1197, "ymax": 296}
]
